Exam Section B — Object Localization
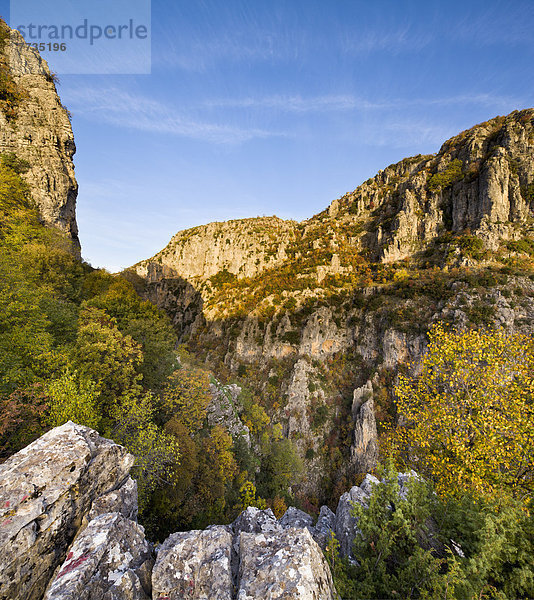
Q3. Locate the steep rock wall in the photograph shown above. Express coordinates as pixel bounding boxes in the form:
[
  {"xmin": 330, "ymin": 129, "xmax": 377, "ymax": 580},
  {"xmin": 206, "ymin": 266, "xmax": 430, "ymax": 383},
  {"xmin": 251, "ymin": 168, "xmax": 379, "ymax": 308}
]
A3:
[{"xmin": 0, "ymin": 21, "xmax": 79, "ymax": 249}]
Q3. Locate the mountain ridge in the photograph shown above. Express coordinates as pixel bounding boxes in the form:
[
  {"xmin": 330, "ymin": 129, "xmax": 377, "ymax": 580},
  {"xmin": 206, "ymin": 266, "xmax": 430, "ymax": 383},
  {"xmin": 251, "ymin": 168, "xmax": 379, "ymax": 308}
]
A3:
[{"xmin": 133, "ymin": 108, "xmax": 534, "ymax": 292}]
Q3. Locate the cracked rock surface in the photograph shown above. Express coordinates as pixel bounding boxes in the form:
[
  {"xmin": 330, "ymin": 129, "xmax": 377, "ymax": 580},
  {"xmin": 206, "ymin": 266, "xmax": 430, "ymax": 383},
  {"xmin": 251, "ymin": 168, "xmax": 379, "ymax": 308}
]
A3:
[
  {"xmin": 0, "ymin": 425, "xmax": 342, "ymax": 600},
  {"xmin": 0, "ymin": 422, "xmax": 134, "ymax": 600},
  {"xmin": 152, "ymin": 526, "xmax": 233, "ymax": 600},
  {"xmin": 43, "ymin": 513, "xmax": 152, "ymax": 600},
  {"xmin": 236, "ymin": 527, "xmax": 336, "ymax": 600}
]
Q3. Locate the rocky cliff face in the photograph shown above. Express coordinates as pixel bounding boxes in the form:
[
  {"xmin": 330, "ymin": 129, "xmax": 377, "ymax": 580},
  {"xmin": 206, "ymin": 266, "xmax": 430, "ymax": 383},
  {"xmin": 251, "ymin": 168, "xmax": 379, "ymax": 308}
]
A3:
[
  {"xmin": 134, "ymin": 109, "xmax": 534, "ymax": 295},
  {"xmin": 136, "ymin": 217, "xmax": 297, "ymax": 284},
  {"xmin": 0, "ymin": 20, "xmax": 79, "ymax": 249},
  {"xmin": 130, "ymin": 109, "xmax": 534, "ymax": 500}
]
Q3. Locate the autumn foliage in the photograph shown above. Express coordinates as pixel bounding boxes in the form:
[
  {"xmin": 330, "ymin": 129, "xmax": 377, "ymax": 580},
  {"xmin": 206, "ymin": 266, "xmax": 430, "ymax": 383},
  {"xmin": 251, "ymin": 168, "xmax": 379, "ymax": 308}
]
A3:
[{"xmin": 384, "ymin": 324, "xmax": 534, "ymax": 500}]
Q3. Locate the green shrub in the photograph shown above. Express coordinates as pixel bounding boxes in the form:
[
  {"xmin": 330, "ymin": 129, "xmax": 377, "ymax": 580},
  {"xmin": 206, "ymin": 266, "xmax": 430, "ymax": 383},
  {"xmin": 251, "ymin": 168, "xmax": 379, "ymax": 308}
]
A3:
[
  {"xmin": 522, "ymin": 182, "xmax": 534, "ymax": 204},
  {"xmin": 428, "ymin": 159, "xmax": 464, "ymax": 192},
  {"xmin": 507, "ymin": 237, "xmax": 534, "ymax": 256},
  {"xmin": 281, "ymin": 330, "xmax": 300, "ymax": 345},
  {"xmin": 327, "ymin": 462, "xmax": 534, "ymax": 600},
  {"xmin": 456, "ymin": 234, "xmax": 485, "ymax": 259},
  {"xmin": 209, "ymin": 268, "xmax": 237, "ymax": 287},
  {"xmin": 312, "ymin": 404, "xmax": 329, "ymax": 429}
]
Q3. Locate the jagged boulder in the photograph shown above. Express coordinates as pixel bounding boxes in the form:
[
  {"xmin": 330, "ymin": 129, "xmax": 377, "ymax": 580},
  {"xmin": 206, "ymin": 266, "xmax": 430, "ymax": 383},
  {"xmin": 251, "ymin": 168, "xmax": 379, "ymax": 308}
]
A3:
[
  {"xmin": 334, "ymin": 474, "xmax": 379, "ymax": 558},
  {"xmin": 152, "ymin": 526, "xmax": 234, "ymax": 600},
  {"xmin": 0, "ymin": 422, "xmax": 135, "ymax": 600},
  {"xmin": 237, "ymin": 527, "xmax": 336, "ymax": 600},
  {"xmin": 350, "ymin": 381, "xmax": 378, "ymax": 475},
  {"xmin": 87, "ymin": 476, "xmax": 138, "ymax": 522},
  {"xmin": 313, "ymin": 505, "xmax": 336, "ymax": 549},
  {"xmin": 279, "ymin": 506, "xmax": 314, "ymax": 529},
  {"xmin": 0, "ymin": 425, "xmax": 343, "ymax": 600},
  {"xmin": 232, "ymin": 506, "xmax": 282, "ymax": 535},
  {"xmin": 278, "ymin": 505, "xmax": 333, "ymax": 549},
  {"xmin": 43, "ymin": 513, "xmax": 153, "ymax": 600}
]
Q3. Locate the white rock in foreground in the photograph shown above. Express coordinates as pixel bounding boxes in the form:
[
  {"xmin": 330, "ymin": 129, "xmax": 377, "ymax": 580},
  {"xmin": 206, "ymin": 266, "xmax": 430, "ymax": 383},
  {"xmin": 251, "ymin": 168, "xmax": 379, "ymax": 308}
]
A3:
[
  {"xmin": 237, "ymin": 527, "xmax": 336, "ymax": 600},
  {"xmin": 43, "ymin": 512, "xmax": 152, "ymax": 600},
  {"xmin": 152, "ymin": 526, "xmax": 233, "ymax": 600},
  {"xmin": 0, "ymin": 422, "xmax": 135, "ymax": 600}
]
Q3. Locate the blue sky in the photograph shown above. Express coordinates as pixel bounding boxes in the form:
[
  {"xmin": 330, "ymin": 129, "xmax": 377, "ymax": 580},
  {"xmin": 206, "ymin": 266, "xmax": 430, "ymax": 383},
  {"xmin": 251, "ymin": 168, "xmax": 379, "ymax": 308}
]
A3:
[{"xmin": 3, "ymin": 0, "xmax": 534, "ymax": 271}]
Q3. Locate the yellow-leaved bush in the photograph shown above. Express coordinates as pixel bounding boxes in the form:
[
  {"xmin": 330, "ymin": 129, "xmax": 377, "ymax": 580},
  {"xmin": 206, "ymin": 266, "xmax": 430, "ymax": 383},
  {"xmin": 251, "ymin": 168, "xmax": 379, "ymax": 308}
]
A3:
[{"xmin": 384, "ymin": 324, "xmax": 534, "ymax": 500}]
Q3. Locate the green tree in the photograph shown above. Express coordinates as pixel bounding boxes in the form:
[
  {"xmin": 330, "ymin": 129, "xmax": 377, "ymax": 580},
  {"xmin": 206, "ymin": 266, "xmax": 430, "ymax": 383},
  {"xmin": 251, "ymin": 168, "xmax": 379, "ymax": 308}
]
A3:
[
  {"xmin": 327, "ymin": 462, "xmax": 534, "ymax": 600},
  {"xmin": 257, "ymin": 435, "xmax": 303, "ymax": 499},
  {"xmin": 160, "ymin": 367, "xmax": 212, "ymax": 432},
  {"xmin": 348, "ymin": 462, "xmax": 449, "ymax": 599},
  {"xmin": 70, "ymin": 306, "xmax": 143, "ymax": 420},
  {"xmin": 86, "ymin": 276, "xmax": 177, "ymax": 389},
  {"xmin": 0, "ymin": 384, "xmax": 49, "ymax": 458},
  {"xmin": 109, "ymin": 391, "xmax": 180, "ymax": 509},
  {"xmin": 46, "ymin": 370, "xmax": 99, "ymax": 429}
]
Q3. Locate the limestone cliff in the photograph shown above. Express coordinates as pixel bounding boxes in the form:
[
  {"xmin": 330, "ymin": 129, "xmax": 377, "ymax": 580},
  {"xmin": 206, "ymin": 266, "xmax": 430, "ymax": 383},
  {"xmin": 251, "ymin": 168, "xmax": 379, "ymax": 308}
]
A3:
[
  {"xmin": 134, "ymin": 109, "xmax": 534, "ymax": 296},
  {"xmin": 0, "ymin": 20, "xmax": 79, "ymax": 249},
  {"xmin": 130, "ymin": 109, "xmax": 534, "ymax": 499}
]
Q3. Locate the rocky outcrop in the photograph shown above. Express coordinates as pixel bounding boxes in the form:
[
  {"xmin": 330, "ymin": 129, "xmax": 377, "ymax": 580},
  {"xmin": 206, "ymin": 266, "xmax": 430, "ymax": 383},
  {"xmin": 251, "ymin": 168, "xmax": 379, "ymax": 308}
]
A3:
[
  {"xmin": 0, "ymin": 424, "xmax": 435, "ymax": 600},
  {"xmin": 0, "ymin": 422, "xmax": 135, "ymax": 600},
  {"xmin": 87, "ymin": 476, "xmax": 138, "ymax": 523},
  {"xmin": 237, "ymin": 527, "xmax": 335, "ymax": 600},
  {"xmin": 279, "ymin": 506, "xmax": 314, "ymax": 530},
  {"xmin": 231, "ymin": 507, "xmax": 336, "ymax": 600},
  {"xmin": 0, "ymin": 425, "xmax": 342, "ymax": 600},
  {"xmin": 349, "ymin": 381, "xmax": 378, "ymax": 475},
  {"xmin": 152, "ymin": 526, "xmax": 233, "ymax": 600},
  {"xmin": 207, "ymin": 382, "xmax": 250, "ymax": 446},
  {"xmin": 313, "ymin": 505, "xmax": 336, "ymax": 549},
  {"xmin": 43, "ymin": 513, "xmax": 153, "ymax": 600},
  {"xmin": 0, "ymin": 21, "xmax": 79, "ymax": 248},
  {"xmin": 135, "ymin": 217, "xmax": 297, "ymax": 285},
  {"xmin": 134, "ymin": 110, "xmax": 534, "ymax": 298},
  {"xmin": 334, "ymin": 474, "xmax": 378, "ymax": 559}
]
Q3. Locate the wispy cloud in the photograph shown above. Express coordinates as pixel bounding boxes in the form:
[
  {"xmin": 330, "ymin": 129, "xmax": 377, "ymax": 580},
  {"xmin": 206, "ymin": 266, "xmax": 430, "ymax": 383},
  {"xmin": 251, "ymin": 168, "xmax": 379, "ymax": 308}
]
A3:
[
  {"xmin": 452, "ymin": 3, "xmax": 534, "ymax": 46},
  {"xmin": 63, "ymin": 87, "xmax": 285, "ymax": 144},
  {"xmin": 204, "ymin": 94, "xmax": 376, "ymax": 112},
  {"xmin": 364, "ymin": 118, "xmax": 457, "ymax": 148},
  {"xmin": 341, "ymin": 27, "xmax": 432, "ymax": 56},
  {"xmin": 154, "ymin": 32, "xmax": 291, "ymax": 72},
  {"xmin": 204, "ymin": 92, "xmax": 523, "ymax": 113}
]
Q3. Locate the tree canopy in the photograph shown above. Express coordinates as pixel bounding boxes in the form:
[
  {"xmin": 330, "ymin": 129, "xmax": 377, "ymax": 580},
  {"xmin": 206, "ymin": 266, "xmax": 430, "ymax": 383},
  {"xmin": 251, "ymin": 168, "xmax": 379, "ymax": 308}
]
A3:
[{"xmin": 385, "ymin": 324, "xmax": 534, "ymax": 500}]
